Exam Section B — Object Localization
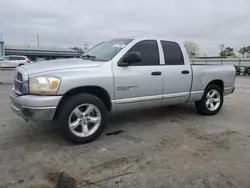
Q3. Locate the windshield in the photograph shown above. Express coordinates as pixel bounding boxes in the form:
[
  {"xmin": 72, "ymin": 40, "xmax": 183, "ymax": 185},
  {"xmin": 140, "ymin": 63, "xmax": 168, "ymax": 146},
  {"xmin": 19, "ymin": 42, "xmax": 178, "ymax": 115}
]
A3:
[{"xmin": 84, "ymin": 39, "xmax": 133, "ymax": 61}]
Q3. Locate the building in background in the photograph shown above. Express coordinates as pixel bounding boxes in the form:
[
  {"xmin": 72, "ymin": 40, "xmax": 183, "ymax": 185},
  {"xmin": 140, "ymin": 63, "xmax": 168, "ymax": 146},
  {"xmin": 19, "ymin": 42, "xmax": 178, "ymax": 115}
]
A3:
[
  {"xmin": 0, "ymin": 39, "xmax": 80, "ymax": 61},
  {"xmin": 4, "ymin": 44, "xmax": 80, "ymax": 61}
]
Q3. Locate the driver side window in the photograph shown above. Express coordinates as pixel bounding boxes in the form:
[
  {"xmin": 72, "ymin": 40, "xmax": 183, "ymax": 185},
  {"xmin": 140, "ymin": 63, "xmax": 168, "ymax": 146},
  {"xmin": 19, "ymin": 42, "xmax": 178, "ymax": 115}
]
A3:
[{"xmin": 127, "ymin": 40, "xmax": 160, "ymax": 66}]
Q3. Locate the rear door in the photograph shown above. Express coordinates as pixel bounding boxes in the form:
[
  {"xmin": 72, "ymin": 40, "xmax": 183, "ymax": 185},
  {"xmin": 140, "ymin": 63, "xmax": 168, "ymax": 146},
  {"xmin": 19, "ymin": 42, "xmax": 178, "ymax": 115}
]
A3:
[
  {"xmin": 160, "ymin": 41, "xmax": 192, "ymax": 105},
  {"xmin": 113, "ymin": 40, "xmax": 163, "ymax": 111}
]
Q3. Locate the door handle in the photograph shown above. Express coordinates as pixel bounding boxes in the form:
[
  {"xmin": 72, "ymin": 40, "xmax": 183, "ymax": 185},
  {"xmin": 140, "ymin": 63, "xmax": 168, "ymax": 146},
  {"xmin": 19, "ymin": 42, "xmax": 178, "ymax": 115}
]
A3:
[
  {"xmin": 181, "ymin": 70, "xmax": 189, "ymax": 74},
  {"xmin": 151, "ymin": 71, "xmax": 162, "ymax": 76}
]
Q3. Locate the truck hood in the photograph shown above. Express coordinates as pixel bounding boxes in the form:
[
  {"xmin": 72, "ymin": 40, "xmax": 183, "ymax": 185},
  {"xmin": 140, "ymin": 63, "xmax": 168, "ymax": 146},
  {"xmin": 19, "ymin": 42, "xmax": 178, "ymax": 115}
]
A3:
[{"xmin": 22, "ymin": 58, "xmax": 103, "ymax": 75}]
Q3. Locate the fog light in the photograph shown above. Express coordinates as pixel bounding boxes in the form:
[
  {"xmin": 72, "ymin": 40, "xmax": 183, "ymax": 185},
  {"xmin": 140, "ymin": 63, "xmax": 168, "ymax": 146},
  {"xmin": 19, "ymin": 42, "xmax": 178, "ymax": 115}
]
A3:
[
  {"xmin": 232, "ymin": 87, "xmax": 235, "ymax": 93},
  {"xmin": 23, "ymin": 109, "xmax": 33, "ymax": 118}
]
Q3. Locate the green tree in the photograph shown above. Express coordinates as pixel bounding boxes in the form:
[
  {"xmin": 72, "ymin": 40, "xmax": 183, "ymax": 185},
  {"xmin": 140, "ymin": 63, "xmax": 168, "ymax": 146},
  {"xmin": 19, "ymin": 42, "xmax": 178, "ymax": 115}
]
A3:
[
  {"xmin": 225, "ymin": 47, "xmax": 234, "ymax": 56},
  {"xmin": 219, "ymin": 51, "xmax": 227, "ymax": 57},
  {"xmin": 71, "ymin": 47, "xmax": 84, "ymax": 53},
  {"xmin": 247, "ymin": 46, "xmax": 250, "ymax": 57},
  {"xmin": 239, "ymin": 47, "xmax": 248, "ymax": 58},
  {"xmin": 219, "ymin": 47, "xmax": 235, "ymax": 57}
]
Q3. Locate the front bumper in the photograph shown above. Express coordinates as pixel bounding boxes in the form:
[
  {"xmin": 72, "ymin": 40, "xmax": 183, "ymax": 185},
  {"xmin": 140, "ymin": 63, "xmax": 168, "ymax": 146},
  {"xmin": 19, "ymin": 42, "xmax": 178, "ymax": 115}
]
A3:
[
  {"xmin": 224, "ymin": 87, "xmax": 235, "ymax": 96},
  {"xmin": 9, "ymin": 88, "xmax": 62, "ymax": 121},
  {"xmin": 232, "ymin": 87, "xmax": 235, "ymax": 93}
]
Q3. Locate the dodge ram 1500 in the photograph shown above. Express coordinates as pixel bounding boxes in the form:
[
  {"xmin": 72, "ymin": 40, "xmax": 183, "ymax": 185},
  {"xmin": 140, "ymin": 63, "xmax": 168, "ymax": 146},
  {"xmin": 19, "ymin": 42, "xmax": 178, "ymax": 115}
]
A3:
[{"xmin": 10, "ymin": 38, "xmax": 235, "ymax": 144}]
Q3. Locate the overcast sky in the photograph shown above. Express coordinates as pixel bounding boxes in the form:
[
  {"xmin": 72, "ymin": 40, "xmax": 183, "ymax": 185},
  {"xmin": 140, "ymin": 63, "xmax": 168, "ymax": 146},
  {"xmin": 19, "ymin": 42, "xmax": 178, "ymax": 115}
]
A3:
[{"xmin": 1, "ymin": 0, "xmax": 250, "ymax": 55}]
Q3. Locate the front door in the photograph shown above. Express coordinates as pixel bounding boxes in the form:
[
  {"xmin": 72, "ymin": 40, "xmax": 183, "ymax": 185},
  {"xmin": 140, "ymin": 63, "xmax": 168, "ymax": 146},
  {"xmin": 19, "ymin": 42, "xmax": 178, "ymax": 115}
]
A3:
[{"xmin": 113, "ymin": 40, "xmax": 163, "ymax": 111}]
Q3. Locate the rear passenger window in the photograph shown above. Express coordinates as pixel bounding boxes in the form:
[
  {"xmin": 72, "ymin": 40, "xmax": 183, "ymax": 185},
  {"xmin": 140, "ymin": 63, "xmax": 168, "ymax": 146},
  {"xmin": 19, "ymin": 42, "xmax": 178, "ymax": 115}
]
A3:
[
  {"xmin": 161, "ymin": 41, "xmax": 184, "ymax": 65},
  {"xmin": 127, "ymin": 40, "xmax": 159, "ymax": 66}
]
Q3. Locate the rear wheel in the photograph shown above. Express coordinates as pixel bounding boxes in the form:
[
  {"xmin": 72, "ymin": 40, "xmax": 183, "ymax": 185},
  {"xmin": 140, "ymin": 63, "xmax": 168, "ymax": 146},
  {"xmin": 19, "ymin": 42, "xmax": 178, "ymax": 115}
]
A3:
[
  {"xmin": 58, "ymin": 93, "xmax": 108, "ymax": 144},
  {"xmin": 195, "ymin": 84, "xmax": 223, "ymax": 115},
  {"xmin": 18, "ymin": 64, "xmax": 24, "ymax": 66}
]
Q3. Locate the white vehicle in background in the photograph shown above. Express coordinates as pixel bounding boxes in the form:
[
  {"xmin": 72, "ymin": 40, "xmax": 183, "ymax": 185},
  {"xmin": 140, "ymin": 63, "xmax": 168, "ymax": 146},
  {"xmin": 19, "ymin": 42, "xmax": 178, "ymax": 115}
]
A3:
[{"xmin": 0, "ymin": 55, "xmax": 31, "ymax": 67}]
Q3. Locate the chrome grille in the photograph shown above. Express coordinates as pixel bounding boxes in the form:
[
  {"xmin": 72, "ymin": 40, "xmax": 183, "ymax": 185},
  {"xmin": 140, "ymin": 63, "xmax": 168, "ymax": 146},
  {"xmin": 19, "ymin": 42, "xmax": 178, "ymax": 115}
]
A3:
[
  {"xmin": 17, "ymin": 72, "xmax": 23, "ymax": 82},
  {"xmin": 14, "ymin": 71, "xmax": 23, "ymax": 94}
]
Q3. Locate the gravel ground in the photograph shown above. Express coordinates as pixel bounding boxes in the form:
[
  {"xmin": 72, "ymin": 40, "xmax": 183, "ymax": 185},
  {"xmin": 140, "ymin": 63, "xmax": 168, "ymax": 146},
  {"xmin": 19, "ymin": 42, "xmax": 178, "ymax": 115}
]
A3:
[{"xmin": 0, "ymin": 76, "xmax": 250, "ymax": 188}]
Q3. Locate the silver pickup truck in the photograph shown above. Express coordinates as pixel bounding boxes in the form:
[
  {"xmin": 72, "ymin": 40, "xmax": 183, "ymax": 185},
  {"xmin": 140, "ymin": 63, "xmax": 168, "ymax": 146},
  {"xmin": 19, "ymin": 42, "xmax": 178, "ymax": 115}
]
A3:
[{"xmin": 10, "ymin": 38, "xmax": 236, "ymax": 144}]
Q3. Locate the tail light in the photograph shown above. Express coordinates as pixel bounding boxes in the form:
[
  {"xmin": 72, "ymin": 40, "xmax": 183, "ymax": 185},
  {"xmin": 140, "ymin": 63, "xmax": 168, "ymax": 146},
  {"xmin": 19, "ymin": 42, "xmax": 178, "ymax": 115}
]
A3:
[{"xmin": 26, "ymin": 59, "xmax": 30, "ymax": 63}]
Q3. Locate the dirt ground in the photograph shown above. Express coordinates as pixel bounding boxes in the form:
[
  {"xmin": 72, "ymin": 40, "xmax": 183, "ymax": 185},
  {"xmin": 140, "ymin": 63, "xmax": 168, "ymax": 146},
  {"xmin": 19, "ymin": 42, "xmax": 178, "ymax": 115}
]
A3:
[{"xmin": 0, "ymin": 76, "xmax": 250, "ymax": 188}]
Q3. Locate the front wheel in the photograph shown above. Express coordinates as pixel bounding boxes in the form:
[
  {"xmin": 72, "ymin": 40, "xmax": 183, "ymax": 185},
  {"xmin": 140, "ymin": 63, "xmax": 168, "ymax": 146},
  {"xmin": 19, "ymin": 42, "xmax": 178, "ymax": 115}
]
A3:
[
  {"xmin": 57, "ymin": 93, "xmax": 108, "ymax": 144},
  {"xmin": 195, "ymin": 84, "xmax": 223, "ymax": 115}
]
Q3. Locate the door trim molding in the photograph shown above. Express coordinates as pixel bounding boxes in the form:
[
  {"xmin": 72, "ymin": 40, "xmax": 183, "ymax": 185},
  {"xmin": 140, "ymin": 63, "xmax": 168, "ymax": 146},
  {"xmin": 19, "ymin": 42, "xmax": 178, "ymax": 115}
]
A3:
[
  {"xmin": 162, "ymin": 92, "xmax": 189, "ymax": 99},
  {"xmin": 190, "ymin": 91, "xmax": 203, "ymax": 94},
  {"xmin": 112, "ymin": 95, "xmax": 162, "ymax": 104},
  {"xmin": 112, "ymin": 92, "xmax": 190, "ymax": 104}
]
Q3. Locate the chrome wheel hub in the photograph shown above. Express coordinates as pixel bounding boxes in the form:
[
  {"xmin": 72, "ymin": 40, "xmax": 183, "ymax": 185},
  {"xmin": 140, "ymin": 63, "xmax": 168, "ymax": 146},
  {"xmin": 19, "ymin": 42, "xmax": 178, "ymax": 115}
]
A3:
[
  {"xmin": 68, "ymin": 104, "xmax": 101, "ymax": 137},
  {"xmin": 205, "ymin": 89, "xmax": 221, "ymax": 111}
]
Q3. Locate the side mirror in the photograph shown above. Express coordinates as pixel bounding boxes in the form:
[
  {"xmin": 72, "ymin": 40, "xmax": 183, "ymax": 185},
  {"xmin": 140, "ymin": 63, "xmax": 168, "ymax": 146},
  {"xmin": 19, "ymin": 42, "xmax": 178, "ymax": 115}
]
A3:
[{"xmin": 118, "ymin": 52, "xmax": 142, "ymax": 66}]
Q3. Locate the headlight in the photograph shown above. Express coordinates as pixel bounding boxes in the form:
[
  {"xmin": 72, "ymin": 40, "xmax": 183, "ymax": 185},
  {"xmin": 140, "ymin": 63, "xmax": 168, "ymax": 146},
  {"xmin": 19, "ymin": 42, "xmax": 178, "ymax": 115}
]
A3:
[{"xmin": 29, "ymin": 76, "xmax": 61, "ymax": 95}]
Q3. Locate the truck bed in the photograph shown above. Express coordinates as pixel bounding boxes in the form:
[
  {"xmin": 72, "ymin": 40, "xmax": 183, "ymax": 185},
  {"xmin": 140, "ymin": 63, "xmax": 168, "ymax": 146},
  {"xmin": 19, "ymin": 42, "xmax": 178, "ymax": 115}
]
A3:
[{"xmin": 188, "ymin": 64, "xmax": 236, "ymax": 102}]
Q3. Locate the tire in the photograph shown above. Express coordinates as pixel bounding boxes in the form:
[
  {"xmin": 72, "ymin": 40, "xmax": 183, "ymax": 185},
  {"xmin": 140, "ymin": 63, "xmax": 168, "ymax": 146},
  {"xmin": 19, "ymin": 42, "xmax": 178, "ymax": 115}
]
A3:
[
  {"xmin": 57, "ymin": 93, "xmax": 108, "ymax": 144},
  {"xmin": 195, "ymin": 84, "xmax": 223, "ymax": 115},
  {"xmin": 18, "ymin": 64, "xmax": 24, "ymax": 66}
]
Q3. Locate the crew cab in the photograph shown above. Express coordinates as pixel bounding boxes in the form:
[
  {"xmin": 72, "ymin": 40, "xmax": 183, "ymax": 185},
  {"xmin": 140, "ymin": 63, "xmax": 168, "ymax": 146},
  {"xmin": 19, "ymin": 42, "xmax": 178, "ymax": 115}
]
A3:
[{"xmin": 10, "ymin": 38, "xmax": 236, "ymax": 144}]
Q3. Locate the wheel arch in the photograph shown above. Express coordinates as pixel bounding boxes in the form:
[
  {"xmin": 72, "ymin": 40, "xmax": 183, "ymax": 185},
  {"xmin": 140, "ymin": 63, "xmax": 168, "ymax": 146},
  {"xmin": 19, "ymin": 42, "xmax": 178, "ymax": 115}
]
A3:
[
  {"xmin": 54, "ymin": 86, "xmax": 112, "ymax": 120},
  {"xmin": 206, "ymin": 80, "xmax": 224, "ymax": 92}
]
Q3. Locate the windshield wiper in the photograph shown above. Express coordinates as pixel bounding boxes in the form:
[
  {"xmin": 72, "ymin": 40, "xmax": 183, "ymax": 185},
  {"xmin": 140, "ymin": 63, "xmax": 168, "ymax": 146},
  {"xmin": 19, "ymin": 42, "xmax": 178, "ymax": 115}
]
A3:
[{"xmin": 82, "ymin": 54, "xmax": 96, "ymax": 59}]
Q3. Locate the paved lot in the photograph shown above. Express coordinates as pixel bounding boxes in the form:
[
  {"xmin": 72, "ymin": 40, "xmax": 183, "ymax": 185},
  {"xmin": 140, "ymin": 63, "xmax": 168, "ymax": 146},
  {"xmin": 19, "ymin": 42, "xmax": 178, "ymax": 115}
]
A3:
[
  {"xmin": 0, "ymin": 76, "xmax": 250, "ymax": 188},
  {"xmin": 0, "ymin": 69, "xmax": 14, "ymax": 84}
]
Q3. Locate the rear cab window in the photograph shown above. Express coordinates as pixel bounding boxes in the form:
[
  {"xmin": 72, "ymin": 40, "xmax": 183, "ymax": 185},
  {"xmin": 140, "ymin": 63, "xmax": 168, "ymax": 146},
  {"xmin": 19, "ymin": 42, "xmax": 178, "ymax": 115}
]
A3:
[
  {"xmin": 127, "ymin": 40, "xmax": 160, "ymax": 66},
  {"xmin": 160, "ymin": 41, "xmax": 185, "ymax": 65}
]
